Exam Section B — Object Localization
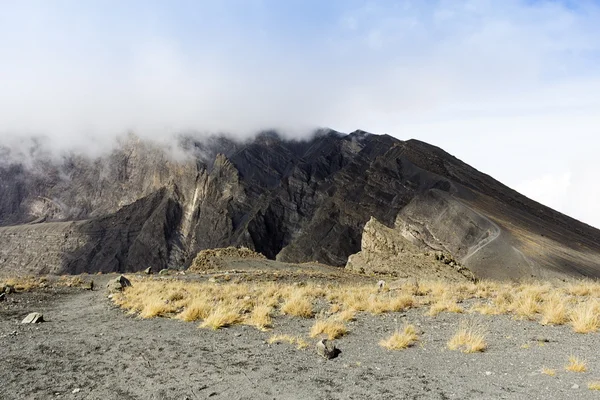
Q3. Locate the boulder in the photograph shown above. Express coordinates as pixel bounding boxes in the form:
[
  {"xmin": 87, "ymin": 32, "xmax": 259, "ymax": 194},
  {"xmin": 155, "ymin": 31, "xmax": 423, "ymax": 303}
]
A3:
[
  {"xmin": 144, "ymin": 267, "xmax": 153, "ymax": 275},
  {"xmin": 159, "ymin": 269, "xmax": 170, "ymax": 275},
  {"xmin": 0, "ymin": 293, "xmax": 5, "ymax": 302},
  {"xmin": 106, "ymin": 275, "xmax": 132, "ymax": 293},
  {"xmin": 22, "ymin": 312, "xmax": 44, "ymax": 324},
  {"xmin": 316, "ymin": 339, "xmax": 339, "ymax": 360}
]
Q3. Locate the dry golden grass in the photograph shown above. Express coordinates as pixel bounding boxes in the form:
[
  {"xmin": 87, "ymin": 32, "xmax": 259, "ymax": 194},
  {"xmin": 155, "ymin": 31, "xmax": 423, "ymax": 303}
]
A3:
[
  {"xmin": 110, "ymin": 275, "xmax": 600, "ymax": 343},
  {"xmin": 540, "ymin": 294, "xmax": 568, "ymax": 325},
  {"xmin": 588, "ymin": 381, "xmax": 600, "ymax": 391},
  {"xmin": 333, "ymin": 309, "xmax": 357, "ymax": 322},
  {"xmin": 199, "ymin": 304, "xmax": 242, "ymax": 330},
  {"xmin": 245, "ymin": 304, "xmax": 273, "ymax": 331},
  {"xmin": 570, "ymin": 301, "xmax": 600, "ymax": 333},
  {"xmin": 565, "ymin": 356, "xmax": 587, "ymax": 372},
  {"xmin": 379, "ymin": 325, "xmax": 419, "ymax": 350},
  {"xmin": 427, "ymin": 297, "xmax": 463, "ymax": 316},
  {"xmin": 447, "ymin": 322, "xmax": 487, "ymax": 353},
  {"xmin": 1, "ymin": 276, "xmax": 48, "ymax": 292},
  {"xmin": 267, "ymin": 334, "xmax": 309, "ymax": 349},
  {"xmin": 281, "ymin": 295, "xmax": 314, "ymax": 318},
  {"xmin": 176, "ymin": 297, "xmax": 213, "ymax": 322},
  {"xmin": 310, "ymin": 319, "xmax": 348, "ymax": 339},
  {"xmin": 541, "ymin": 367, "xmax": 556, "ymax": 376}
]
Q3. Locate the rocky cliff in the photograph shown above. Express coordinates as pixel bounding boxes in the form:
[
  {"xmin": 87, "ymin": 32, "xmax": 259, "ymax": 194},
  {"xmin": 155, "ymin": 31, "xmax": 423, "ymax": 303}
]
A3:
[{"xmin": 1, "ymin": 130, "xmax": 600, "ymax": 279}]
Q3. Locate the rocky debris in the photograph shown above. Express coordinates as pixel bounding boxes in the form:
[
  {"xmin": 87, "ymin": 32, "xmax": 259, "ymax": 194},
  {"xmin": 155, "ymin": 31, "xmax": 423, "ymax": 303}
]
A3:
[
  {"xmin": 346, "ymin": 217, "xmax": 474, "ymax": 282},
  {"xmin": 144, "ymin": 267, "xmax": 153, "ymax": 275},
  {"xmin": 21, "ymin": 312, "xmax": 44, "ymax": 324},
  {"xmin": 189, "ymin": 247, "xmax": 266, "ymax": 272},
  {"xmin": 316, "ymin": 339, "xmax": 339, "ymax": 360},
  {"xmin": 106, "ymin": 275, "xmax": 132, "ymax": 293}
]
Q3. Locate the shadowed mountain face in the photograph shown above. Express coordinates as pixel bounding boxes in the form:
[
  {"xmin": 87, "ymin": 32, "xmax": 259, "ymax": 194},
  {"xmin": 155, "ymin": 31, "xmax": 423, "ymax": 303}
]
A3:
[{"xmin": 1, "ymin": 130, "xmax": 599, "ymax": 279}]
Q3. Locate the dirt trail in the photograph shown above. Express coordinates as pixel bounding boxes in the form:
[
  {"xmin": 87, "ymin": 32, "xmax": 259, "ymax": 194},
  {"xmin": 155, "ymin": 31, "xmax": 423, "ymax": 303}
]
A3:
[{"xmin": 2, "ymin": 276, "xmax": 600, "ymax": 399}]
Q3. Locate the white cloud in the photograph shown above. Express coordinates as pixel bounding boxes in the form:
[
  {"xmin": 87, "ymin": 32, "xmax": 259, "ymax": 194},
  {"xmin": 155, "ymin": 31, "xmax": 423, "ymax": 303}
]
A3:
[{"xmin": 0, "ymin": 1, "xmax": 599, "ymax": 227}]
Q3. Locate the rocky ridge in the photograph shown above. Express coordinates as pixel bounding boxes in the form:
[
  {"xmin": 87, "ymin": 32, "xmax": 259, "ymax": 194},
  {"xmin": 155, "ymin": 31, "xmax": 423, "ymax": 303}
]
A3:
[{"xmin": 1, "ymin": 130, "xmax": 599, "ymax": 280}]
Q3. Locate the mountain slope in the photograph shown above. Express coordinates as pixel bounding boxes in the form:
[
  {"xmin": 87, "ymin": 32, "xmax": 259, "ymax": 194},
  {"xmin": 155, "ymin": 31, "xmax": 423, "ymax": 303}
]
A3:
[{"xmin": 0, "ymin": 130, "xmax": 599, "ymax": 279}]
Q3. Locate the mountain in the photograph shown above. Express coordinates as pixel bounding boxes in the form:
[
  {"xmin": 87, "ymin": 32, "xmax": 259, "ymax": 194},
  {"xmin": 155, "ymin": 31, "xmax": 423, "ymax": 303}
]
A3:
[{"xmin": 0, "ymin": 130, "xmax": 599, "ymax": 280}]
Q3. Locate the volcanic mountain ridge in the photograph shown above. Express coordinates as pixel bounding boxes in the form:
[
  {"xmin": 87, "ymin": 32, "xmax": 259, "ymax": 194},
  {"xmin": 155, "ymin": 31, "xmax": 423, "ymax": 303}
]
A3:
[{"xmin": 0, "ymin": 129, "xmax": 599, "ymax": 280}]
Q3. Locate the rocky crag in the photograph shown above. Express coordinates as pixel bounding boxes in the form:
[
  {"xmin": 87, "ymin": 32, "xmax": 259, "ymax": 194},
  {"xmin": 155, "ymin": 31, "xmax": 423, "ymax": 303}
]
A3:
[{"xmin": 1, "ymin": 130, "xmax": 600, "ymax": 280}]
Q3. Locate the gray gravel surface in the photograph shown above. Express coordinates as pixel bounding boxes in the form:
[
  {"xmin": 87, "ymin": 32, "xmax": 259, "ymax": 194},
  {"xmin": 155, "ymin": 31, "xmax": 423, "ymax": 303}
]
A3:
[{"xmin": 1, "ymin": 277, "xmax": 599, "ymax": 399}]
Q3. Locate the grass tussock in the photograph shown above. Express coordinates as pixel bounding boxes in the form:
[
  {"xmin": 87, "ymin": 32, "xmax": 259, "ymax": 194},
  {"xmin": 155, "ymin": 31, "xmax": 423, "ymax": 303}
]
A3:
[
  {"xmin": 588, "ymin": 382, "xmax": 600, "ymax": 391},
  {"xmin": 267, "ymin": 334, "xmax": 309, "ymax": 349},
  {"xmin": 541, "ymin": 367, "xmax": 556, "ymax": 376},
  {"xmin": 199, "ymin": 304, "xmax": 242, "ymax": 330},
  {"xmin": 570, "ymin": 301, "xmax": 600, "ymax": 333},
  {"xmin": 447, "ymin": 322, "xmax": 487, "ymax": 353},
  {"xmin": 310, "ymin": 318, "xmax": 348, "ymax": 340},
  {"xmin": 379, "ymin": 325, "xmax": 419, "ymax": 350},
  {"xmin": 565, "ymin": 356, "xmax": 587, "ymax": 372},
  {"xmin": 281, "ymin": 295, "xmax": 314, "ymax": 318},
  {"xmin": 540, "ymin": 294, "xmax": 568, "ymax": 326}
]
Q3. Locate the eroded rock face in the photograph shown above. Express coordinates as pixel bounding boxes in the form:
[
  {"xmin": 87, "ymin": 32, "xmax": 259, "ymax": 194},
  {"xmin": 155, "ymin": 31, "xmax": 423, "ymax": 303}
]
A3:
[
  {"xmin": 1, "ymin": 130, "xmax": 600, "ymax": 279},
  {"xmin": 346, "ymin": 217, "xmax": 474, "ymax": 282}
]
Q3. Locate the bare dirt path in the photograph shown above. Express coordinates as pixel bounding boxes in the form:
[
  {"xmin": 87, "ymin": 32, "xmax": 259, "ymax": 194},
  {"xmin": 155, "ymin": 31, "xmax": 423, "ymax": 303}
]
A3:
[{"xmin": 2, "ymin": 277, "xmax": 600, "ymax": 399}]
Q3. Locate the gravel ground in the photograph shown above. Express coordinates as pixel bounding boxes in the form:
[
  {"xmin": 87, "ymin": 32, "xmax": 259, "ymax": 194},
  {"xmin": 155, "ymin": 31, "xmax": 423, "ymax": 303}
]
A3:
[{"xmin": 1, "ymin": 275, "xmax": 600, "ymax": 400}]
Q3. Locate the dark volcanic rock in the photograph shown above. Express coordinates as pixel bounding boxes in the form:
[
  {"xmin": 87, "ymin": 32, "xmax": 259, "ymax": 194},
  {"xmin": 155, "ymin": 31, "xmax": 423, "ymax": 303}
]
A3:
[{"xmin": 1, "ymin": 130, "xmax": 600, "ymax": 279}]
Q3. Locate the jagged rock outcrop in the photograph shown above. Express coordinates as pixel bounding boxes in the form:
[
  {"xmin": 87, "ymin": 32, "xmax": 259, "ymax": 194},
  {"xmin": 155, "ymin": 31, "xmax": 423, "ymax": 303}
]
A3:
[
  {"xmin": 1, "ymin": 130, "xmax": 600, "ymax": 280},
  {"xmin": 346, "ymin": 217, "xmax": 474, "ymax": 282}
]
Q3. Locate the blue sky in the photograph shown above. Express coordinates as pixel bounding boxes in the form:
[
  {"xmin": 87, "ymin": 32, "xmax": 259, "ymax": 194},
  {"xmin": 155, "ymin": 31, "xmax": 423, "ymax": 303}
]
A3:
[{"xmin": 1, "ymin": 0, "xmax": 600, "ymax": 227}]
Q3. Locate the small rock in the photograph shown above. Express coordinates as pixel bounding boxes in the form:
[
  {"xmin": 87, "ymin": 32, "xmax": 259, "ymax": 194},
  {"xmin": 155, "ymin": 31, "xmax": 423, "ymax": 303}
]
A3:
[
  {"xmin": 72, "ymin": 388, "xmax": 81, "ymax": 394},
  {"xmin": 4, "ymin": 285, "xmax": 15, "ymax": 294},
  {"xmin": 485, "ymin": 371, "xmax": 492, "ymax": 376},
  {"xmin": 0, "ymin": 292, "xmax": 5, "ymax": 302},
  {"xmin": 159, "ymin": 269, "xmax": 170, "ymax": 275},
  {"xmin": 572, "ymin": 384, "xmax": 579, "ymax": 389},
  {"xmin": 316, "ymin": 339, "xmax": 338, "ymax": 360},
  {"xmin": 144, "ymin": 267, "xmax": 153, "ymax": 275},
  {"xmin": 22, "ymin": 312, "xmax": 44, "ymax": 324},
  {"xmin": 377, "ymin": 280, "xmax": 386, "ymax": 291},
  {"xmin": 106, "ymin": 275, "xmax": 132, "ymax": 293}
]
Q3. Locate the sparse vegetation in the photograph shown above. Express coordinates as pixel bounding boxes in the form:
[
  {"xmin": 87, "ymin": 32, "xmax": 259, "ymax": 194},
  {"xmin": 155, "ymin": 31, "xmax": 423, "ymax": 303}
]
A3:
[
  {"xmin": 565, "ymin": 356, "xmax": 587, "ymax": 372},
  {"xmin": 379, "ymin": 325, "xmax": 419, "ymax": 350},
  {"xmin": 267, "ymin": 334, "xmax": 309, "ymax": 349},
  {"xmin": 447, "ymin": 321, "xmax": 487, "ymax": 353},
  {"xmin": 588, "ymin": 381, "xmax": 600, "ymax": 391},
  {"xmin": 541, "ymin": 367, "xmax": 556, "ymax": 376},
  {"xmin": 310, "ymin": 318, "xmax": 348, "ymax": 339}
]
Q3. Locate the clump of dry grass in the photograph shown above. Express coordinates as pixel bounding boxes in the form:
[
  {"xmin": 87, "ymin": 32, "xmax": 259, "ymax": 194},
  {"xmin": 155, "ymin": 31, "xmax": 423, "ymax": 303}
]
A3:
[
  {"xmin": 267, "ymin": 334, "xmax": 309, "ymax": 349},
  {"xmin": 540, "ymin": 294, "xmax": 568, "ymax": 325},
  {"xmin": 588, "ymin": 381, "xmax": 600, "ymax": 391},
  {"xmin": 281, "ymin": 294, "xmax": 314, "ymax": 318},
  {"xmin": 447, "ymin": 321, "xmax": 487, "ymax": 353},
  {"xmin": 2, "ymin": 276, "xmax": 48, "ymax": 292},
  {"xmin": 245, "ymin": 304, "xmax": 273, "ymax": 331},
  {"xmin": 199, "ymin": 304, "xmax": 242, "ymax": 330},
  {"xmin": 310, "ymin": 318, "xmax": 348, "ymax": 339},
  {"xmin": 333, "ymin": 309, "xmax": 356, "ymax": 322},
  {"xmin": 565, "ymin": 356, "xmax": 587, "ymax": 372},
  {"xmin": 176, "ymin": 296, "xmax": 213, "ymax": 322},
  {"xmin": 541, "ymin": 367, "xmax": 556, "ymax": 376},
  {"xmin": 570, "ymin": 301, "xmax": 600, "ymax": 333},
  {"xmin": 427, "ymin": 297, "xmax": 463, "ymax": 316},
  {"xmin": 379, "ymin": 325, "xmax": 419, "ymax": 350}
]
